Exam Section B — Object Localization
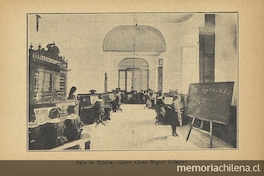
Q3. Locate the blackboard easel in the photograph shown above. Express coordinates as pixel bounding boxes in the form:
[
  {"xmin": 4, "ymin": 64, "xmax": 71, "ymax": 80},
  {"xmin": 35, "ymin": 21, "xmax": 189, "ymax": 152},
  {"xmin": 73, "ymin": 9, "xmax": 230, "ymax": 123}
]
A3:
[
  {"xmin": 185, "ymin": 82, "xmax": 234, "ymax": 148},
  {"xmin": 186, "ymin": 117, "xmax": 214, "ymax": 148}
]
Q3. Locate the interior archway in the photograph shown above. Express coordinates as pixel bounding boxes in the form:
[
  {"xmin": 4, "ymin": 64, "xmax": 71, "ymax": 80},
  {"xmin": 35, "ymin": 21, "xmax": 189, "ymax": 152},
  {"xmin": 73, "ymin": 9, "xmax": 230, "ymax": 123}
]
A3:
[
  {"xmin": 103, "ymin": 25, "xmax": 166, "ymax": 55},
  {"xmin": 118, "ymin": 58, "xmax": 149, "ymax": 92}
]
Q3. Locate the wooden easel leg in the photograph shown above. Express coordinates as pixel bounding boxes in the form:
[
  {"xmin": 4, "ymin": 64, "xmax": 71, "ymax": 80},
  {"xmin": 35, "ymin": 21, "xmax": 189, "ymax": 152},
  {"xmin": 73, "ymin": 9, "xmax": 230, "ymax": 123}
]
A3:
[
  {"xmin": 186, "ymin": 117, "xmax": 195, "ymax": 141},
  {"xmin": 200, "ymin": 120, "xmax": 204, "ymax": 129},
  {"xmin": 210, "ymin": 121, "xmax": 213, "ymax": 148}
]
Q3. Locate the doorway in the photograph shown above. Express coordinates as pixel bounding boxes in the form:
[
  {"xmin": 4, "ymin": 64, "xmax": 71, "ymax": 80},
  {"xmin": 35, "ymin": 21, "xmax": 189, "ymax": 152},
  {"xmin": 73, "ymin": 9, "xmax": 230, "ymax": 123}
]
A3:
[{"xmin": 118, "ymin": 58, "xmax": 149, "ymax": 92}]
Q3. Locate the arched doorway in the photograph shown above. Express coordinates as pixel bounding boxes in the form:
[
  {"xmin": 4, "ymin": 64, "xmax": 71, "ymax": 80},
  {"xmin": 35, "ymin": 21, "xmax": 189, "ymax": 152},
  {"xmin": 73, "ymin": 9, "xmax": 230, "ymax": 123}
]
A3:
[
  {"xmin": 103, "ymin": 25, "xmax": 165, "ymax": 94},
  {"xmin": 118, "ymin": 58, "xmax": 149, "ymax": 92}
]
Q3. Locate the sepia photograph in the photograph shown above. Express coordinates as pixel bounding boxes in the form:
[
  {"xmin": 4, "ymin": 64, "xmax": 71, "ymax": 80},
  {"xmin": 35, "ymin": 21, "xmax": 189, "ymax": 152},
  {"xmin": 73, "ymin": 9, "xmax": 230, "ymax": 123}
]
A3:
[
  {"xmin": 1, "ymin": 0, "xmax": 264, "ymax": 175},
  {"xmin": 27, "ymin": 12, "xmax": 238, "ymax": 151}
]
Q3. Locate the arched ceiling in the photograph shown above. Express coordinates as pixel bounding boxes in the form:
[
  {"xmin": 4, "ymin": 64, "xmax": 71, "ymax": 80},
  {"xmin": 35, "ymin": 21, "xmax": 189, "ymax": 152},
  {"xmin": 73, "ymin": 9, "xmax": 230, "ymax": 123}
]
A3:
[{"xmin": 103, "ymin": 25, "xmax": 166, "ymax": 53}]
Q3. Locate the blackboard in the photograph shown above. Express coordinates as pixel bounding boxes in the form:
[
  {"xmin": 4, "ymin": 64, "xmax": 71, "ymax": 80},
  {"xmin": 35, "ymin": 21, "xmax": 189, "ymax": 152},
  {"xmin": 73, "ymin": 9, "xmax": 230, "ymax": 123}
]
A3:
[{"xmin": 185, "ymin": 82, "xmax": 234, "ymax": 124}]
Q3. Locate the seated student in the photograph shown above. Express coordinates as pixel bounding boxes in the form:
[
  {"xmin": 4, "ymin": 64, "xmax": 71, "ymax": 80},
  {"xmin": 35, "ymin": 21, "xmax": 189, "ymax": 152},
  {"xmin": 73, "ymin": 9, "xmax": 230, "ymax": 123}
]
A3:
[
  {"xmin": 111, "ymin": 92, "xmax": 123, "ymax": 112},
  {"xmin": 144, "ymin": 91, "xmax": 153, "ymax": 109},
  {"xmin": 120, "ymin": 92, "xmax": 126, "ymax": 104},
  {"xmin": 93, "ymin": 100, "xmax": 106, "ymax": 126},
  {"xmin": 68, "ymin": 86, "xmax": 77, "ymax": 100},
  {"xmin": 155, "ymin": 95, "xmax": 167, "ymax": 125},
  {"xmin": 140, "ymin": 90, "xmax": 145, "ymax": 104},
  {"xmin": 116, "ymin": 91, "xmax": 123, "ymax": 112},
  {"xmin": 63, "ymin": 119, "xmax": 83, "ymax": 142}
]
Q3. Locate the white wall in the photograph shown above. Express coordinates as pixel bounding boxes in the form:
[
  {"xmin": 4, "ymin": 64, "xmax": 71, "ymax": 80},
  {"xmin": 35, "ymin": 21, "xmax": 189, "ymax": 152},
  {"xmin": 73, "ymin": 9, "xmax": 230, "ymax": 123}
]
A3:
[
  {"xmin": 102, "ymin": 14, "xmax": 204, "ymax": 93},
  {"xmin": 28, "ymin": 14, "xmax": 211, "ymax": 96},
  {"xmin": 215, "ymin": 14, "xmax": 238, "ymax": 106},
  {"xmin": 159, "ymin": 14, "xmax": 203, "ymax": 93}
]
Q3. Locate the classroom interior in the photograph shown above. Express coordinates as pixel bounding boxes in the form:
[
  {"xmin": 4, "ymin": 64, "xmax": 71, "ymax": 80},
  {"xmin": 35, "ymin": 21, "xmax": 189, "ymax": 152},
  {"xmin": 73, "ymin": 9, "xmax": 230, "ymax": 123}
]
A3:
[{"xmin": 28, "ymin": 13, "xmax": 238, "ymax": 151}]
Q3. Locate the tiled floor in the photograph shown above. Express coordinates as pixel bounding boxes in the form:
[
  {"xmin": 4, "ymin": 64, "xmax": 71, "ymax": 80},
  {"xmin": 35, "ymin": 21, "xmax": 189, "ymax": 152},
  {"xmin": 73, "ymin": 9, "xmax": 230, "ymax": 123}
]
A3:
[{"xmin": 81, "ymin": 104, "xmax": 233, "ymax": 151}]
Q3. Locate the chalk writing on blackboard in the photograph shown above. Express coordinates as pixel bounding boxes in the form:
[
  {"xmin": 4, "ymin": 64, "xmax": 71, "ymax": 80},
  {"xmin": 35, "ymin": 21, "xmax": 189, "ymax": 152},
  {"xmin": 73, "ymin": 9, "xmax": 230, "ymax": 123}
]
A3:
[{"xmin": 186, "ymin": 82, "xmax": 234, "ymax": 124}]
